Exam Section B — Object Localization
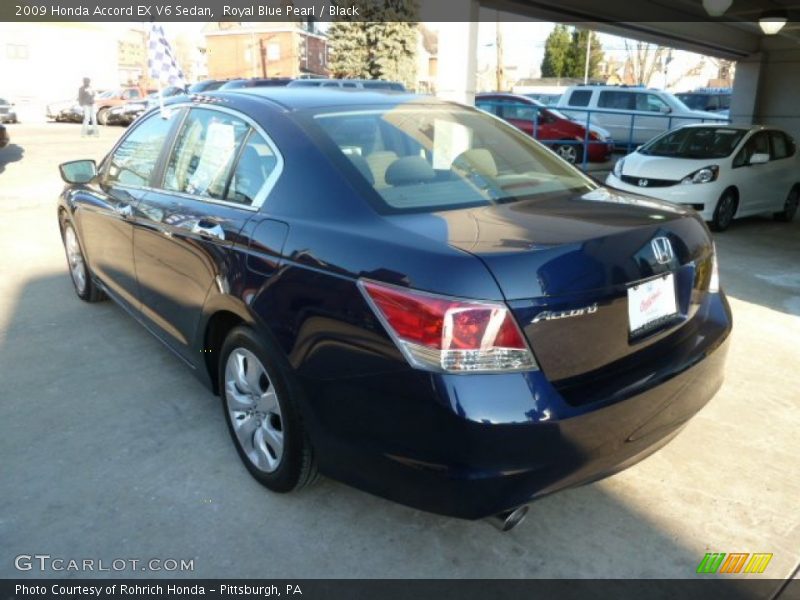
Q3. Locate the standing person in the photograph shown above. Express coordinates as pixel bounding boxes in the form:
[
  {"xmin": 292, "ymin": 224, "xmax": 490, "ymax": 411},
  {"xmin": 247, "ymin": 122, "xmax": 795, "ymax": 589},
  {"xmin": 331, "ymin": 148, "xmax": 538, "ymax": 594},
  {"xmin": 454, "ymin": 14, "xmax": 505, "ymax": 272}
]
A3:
[{"xmin": 78, "ymin": 77, "xmax": 97, "ymax": 137}]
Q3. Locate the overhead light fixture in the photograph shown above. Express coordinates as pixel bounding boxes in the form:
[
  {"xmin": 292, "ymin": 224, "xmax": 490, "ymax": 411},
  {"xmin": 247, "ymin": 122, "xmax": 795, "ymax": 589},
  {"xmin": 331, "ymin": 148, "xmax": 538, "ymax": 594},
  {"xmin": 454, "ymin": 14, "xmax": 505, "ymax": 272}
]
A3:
[
  {"xmin": 759, "ymin": 10, "xmax": 788, "ymax": 35},
  {"xmin": 702, "ymin": 0, "xmax": 732, "ymax": 17}
]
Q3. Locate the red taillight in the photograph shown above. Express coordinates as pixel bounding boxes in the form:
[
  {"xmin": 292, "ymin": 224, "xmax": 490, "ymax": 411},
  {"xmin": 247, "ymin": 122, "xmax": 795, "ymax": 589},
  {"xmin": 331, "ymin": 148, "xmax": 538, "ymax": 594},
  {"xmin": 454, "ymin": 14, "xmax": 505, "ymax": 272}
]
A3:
[{"xmin": 359, "ymin": 280, "xmax": 537, "ymax": 373}]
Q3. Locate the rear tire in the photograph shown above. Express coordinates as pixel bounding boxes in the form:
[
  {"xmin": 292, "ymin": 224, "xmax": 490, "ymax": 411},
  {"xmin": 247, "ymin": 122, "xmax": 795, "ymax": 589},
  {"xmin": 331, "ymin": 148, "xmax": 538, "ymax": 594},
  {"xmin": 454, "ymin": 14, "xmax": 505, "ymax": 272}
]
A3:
[
  {"xmin": 553, "ymin": 141, "xmax": 583, "ymax": 165},
  {"xmin": 59, "ymin": 219, "xmax": 106, "ymax": 303},
  {"xmin": 219, "ymin": 326, "xmax": 318, "ymax": 493},
  {"xmin": 774, "ymin": 186, "xmax": 799, "ymax": 222},
  {"xmin": 97, "ymin": 108, "xmax": 109, "ymax": 126},
  {"xmin": 710, "ymin": 190, "xmax": 737, "ymax": 232}
]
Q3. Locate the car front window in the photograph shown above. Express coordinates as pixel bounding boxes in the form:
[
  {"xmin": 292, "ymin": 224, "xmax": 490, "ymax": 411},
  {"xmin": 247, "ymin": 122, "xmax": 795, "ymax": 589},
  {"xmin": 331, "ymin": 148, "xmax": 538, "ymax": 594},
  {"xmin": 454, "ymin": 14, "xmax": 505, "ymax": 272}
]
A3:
[
  {"xmin": 639, "ymin": 127, "xmax": 746, "ymax": 159},
  {"xmin": 105, "ymin": 111, "xmax": 179, "ymax": 187},
  {"xmin": 312, "ymin": 104, "xmax": 595, "ymax": 213}
]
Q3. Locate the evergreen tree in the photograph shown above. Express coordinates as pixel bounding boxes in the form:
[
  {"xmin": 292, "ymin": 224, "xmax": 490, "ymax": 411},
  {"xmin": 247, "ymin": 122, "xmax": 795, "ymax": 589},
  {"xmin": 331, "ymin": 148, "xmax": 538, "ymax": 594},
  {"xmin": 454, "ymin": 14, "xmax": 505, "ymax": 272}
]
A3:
[
  {"xmin": 540, "ymin": 24, "xmax": 571, "ymax": 79},
  {"xmin": 327, "ymin": 0, "xmax": 418, "ymax": 89},
  {"xmin": 565, "ymin": 28, "xmax": 604, "ymax": 80}
]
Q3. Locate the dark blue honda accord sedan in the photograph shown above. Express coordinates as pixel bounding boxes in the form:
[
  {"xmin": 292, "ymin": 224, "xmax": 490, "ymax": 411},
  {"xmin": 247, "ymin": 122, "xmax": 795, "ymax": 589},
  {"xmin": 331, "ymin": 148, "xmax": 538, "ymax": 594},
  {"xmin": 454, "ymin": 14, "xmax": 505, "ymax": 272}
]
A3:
[{"xmin": 57, "ymin": 88, "xmax": 731, "ymax": 528}]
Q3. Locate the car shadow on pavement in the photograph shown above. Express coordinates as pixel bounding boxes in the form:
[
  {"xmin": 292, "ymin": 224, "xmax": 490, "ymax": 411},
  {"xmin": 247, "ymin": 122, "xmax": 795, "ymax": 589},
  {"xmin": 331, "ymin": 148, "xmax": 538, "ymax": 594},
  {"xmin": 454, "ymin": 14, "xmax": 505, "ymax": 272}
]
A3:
[
  {"xmin": 0, "ymin": 143, "xmax": 24, "ymax": 175},
  {"xmin": 0, "ymin": 271, "xmax": 787, "ymax": 596}
]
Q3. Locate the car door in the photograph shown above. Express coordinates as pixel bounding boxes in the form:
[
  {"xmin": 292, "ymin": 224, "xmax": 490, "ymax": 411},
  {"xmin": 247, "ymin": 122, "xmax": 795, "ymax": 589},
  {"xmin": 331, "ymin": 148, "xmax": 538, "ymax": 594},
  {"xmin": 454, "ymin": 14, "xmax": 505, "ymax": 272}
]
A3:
[
  {"xmin": 73, "ymin": 110, "xmax": 180, "ymax": 309},
  {"xmin": 768, "ymin": 130, "xmax": 796, "ymax": 210},
  {"xmin": 632, "ymin": 92, "xmax": 672, "ymax": 145},
  {"xmin": 730, "ymin": 131, "xmax": 772, "ymax": 215},
  {"xmin": 132, "ymin": 106, "xmax": 281, "ymax": 359},
  {"xmin": 595, "ymin": 90, "xmax": 636, "ymax": 145}
]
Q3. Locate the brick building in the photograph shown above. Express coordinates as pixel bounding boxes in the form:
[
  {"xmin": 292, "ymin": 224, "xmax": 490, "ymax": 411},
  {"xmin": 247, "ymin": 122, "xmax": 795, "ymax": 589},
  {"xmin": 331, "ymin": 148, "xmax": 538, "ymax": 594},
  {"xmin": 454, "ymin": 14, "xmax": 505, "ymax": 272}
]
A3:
[{"xmin": 203, "ymin": 22, "xmax": 328, "ymax": 80}]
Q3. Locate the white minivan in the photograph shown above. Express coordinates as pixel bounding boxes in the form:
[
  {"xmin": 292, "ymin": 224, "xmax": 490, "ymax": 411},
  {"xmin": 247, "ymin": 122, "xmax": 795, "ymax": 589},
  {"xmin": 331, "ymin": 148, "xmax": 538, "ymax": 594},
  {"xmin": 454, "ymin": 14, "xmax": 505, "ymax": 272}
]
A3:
[{"xmin": 557, "ymin": 85, "xmax": 727, "ymax": 147}]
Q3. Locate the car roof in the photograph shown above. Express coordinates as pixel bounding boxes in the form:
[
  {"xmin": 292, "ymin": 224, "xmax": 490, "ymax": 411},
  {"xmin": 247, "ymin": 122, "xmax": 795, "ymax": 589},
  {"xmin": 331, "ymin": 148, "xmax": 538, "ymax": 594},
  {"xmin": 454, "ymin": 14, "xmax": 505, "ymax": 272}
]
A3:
[
  {"xmin": 209, "ymin": 87, "xmax": 439, "ymax": 110},
  {"xmin": 476, "ymin": 92, "xmax": 545, "ymax": 106},
  {"xmin": 678, "ymin": 123, "xmax": 760, "ymax": 132}
]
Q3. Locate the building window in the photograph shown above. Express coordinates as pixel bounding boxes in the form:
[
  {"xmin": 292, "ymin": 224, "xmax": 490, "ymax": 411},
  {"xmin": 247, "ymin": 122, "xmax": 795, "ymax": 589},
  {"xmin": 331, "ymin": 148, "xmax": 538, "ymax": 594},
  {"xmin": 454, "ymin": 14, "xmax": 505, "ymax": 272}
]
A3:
[
  {"xmin": 267, "ymin": 43, "xmax": 280, "ymax": 61},
  {"xmin": 7, "ymin": 44, "xmax": 29, "ymax": 60}
]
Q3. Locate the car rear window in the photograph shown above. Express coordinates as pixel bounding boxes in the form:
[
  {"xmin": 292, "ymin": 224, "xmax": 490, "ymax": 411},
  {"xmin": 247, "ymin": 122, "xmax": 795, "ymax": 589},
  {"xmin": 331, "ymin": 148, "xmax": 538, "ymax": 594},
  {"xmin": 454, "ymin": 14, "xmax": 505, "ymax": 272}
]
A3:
[{"xmin": 311, "ymin": 104, "xmax": 594, "ymax": 214}]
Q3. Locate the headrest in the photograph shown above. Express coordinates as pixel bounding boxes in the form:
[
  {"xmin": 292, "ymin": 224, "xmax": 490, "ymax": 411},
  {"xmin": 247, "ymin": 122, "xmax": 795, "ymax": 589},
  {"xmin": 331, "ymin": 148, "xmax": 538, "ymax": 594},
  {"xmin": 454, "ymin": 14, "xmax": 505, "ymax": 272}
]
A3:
[{"xmin": 385, "ymin": 156, "xmax": 436, "ymax": 186}]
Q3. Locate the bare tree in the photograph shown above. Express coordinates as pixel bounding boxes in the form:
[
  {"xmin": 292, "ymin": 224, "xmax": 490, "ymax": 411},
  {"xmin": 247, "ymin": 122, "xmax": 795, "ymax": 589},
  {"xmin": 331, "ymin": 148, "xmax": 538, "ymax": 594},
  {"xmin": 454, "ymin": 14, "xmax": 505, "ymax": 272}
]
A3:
[{"xmin": 624, "ymin": 40, "xmax": 668, "ymax": 86}]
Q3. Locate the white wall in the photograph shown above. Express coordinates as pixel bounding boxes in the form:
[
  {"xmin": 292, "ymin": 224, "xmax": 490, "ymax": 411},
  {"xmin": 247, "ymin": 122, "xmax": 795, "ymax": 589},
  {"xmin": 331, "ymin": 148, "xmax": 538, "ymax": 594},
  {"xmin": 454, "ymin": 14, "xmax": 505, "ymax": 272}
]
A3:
[{"xmin": 0, "ymin": 23, "xmax": 120, "ymax": 121}]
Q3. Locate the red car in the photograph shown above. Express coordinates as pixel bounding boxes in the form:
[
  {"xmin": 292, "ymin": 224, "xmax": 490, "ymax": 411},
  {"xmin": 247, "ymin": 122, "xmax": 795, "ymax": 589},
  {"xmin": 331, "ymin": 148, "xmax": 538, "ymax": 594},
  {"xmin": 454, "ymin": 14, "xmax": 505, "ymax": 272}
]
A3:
[{"xmin": 476, "ymin": 93, "xmax": 613, "ymax": 164}]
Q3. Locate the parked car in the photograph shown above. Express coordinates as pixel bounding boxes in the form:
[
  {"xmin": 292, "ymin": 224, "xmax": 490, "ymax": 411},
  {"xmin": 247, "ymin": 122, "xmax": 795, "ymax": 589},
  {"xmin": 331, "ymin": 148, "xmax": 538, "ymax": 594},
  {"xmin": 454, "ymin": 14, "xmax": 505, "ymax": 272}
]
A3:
[
  {"xmin": 522, "ymin": 92, "xmax": 561, "ymax": 106},
  {"xmin": 188, "ymin": 79, "xmax": 228, "ymax": 93},
  {"xmin": 47, "ymin": 99, "xmax": 85, "ymax": 123},
  {"xmin": 557, "ymin": 85, "xmax": 727, "ymax": 147},
  {"xmin": 287, "ymin": 78, "xmax": 406, "ymax": 91},
  {"xmin": 57, "ymin": 89, "xmax": 731, "ymax": 527},
  {"xmin": 95, "ymin": 87, "xmax": 150, "ymax": 125},
  {"xmin": 0, "ymin": 123, "xmax": 8, "ymax": 148},
  {"xmin": 605, "ymin": 124, "xmax": 799, "ymax": 231},
  {"xmin": 0, "ymin": 97, "xmax": 18, "ymax": 123},
  {"xmin": 676, "ymin": 88, "xmax": 731, "ymax": 116},
  {"xmin": 219, "ymin": 78, "xmax": 294, "ymax": 90},
  {"xmin": 477, "ymin": 92, "xmax": 613, "ymax": 163},
  {"xmin": 106, "ymin": 101, "xmax": 148, "ymax": 126}
]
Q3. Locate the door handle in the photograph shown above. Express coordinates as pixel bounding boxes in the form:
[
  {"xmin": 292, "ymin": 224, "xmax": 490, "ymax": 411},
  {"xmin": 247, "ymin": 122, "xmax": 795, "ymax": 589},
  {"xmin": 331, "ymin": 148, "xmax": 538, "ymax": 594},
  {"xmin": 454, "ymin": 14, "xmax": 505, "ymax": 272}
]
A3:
[
  {"xmin": 191, "ymin": 220, "xmax": 225, "ymax": 241},
  {"xmin": 114, "ymin": 204, "xmax": 133, "ymax": 219}
]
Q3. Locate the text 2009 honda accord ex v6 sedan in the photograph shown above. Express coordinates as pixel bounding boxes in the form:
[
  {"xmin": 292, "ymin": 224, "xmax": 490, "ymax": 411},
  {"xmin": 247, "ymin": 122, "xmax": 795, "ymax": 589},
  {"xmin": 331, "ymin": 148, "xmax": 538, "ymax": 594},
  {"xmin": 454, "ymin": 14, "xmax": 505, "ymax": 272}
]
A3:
[{"xmin": 57, "ymin": 89, "xmax": 731, "ymax": 530}]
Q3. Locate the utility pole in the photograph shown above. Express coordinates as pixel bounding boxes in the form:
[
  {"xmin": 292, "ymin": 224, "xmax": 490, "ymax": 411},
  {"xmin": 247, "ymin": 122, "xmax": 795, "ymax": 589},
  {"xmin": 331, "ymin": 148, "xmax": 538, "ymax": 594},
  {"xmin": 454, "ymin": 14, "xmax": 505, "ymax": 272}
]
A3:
[
  {"xmin": 495, "ymin": 19, "xmax": 504, "ymax": 91},
  {"xmin": 583, "ymin": 30, "xmax": 591, "ymax": 84}
]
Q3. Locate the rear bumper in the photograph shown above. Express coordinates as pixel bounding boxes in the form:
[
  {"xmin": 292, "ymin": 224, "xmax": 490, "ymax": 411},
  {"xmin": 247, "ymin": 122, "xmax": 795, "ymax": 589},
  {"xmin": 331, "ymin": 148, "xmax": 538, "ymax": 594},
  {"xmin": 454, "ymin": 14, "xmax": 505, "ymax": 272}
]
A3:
[{"xmin": 302, "ymin": 291, "xmax": 732, "ymax": 519}]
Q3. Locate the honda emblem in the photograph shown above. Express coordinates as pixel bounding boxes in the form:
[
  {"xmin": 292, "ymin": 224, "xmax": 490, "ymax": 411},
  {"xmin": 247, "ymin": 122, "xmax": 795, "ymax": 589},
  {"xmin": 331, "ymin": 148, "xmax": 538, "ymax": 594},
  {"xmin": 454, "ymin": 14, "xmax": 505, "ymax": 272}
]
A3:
[{"xmin": 651, "ymin": 237, "xmax": 674, "ymax": 265}]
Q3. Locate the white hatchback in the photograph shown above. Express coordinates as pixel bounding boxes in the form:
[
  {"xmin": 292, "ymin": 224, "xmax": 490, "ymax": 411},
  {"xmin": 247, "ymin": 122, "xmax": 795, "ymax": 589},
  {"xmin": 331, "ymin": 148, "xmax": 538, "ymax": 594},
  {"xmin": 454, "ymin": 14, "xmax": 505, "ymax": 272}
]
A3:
[{"xmin": 605, "ymin": 124, "xmax": 800, "ymax": 231}]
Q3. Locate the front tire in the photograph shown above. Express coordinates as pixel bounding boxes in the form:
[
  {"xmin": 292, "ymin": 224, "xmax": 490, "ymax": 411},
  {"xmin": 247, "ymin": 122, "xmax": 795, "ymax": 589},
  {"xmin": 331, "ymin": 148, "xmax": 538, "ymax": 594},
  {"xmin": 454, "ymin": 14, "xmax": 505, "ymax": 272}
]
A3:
[
  {"xmin": 60, "ymin": 219, "xmax": 106, "ymax": 302},
  {"xmin": 219, "ymin": 326, "xmax": 318, "ymax": 493},
  {"xmin": 710, "ymin": 190, "xmax": 737, "ymax": 232},
  {"xmin": 774, "ymin": 186, "xmax": 799, "ymax": 222},
  {"xmin": 97, "ymin": 108, "xmax": 109, "ymax": 126}
]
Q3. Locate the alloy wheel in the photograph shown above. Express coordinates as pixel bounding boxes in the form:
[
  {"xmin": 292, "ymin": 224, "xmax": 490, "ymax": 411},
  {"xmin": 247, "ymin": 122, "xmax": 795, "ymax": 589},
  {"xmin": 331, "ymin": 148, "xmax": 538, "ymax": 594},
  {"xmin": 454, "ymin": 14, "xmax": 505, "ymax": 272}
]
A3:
[
  {"xmin": 717, "ymin": 194, "xmax": 735, "ymax": 230},
  {"xmin": 224, "ymin": 348, "xmax": 284, "ymax": 473},
  {"xmin": 556, "ymin": 144, "xmax": 578, "ymax": 164},
  {"xmin": 785, "ymin": 189, "xmax": 799, "ymax": 220},
  {"xmin": 64, "ymin": 225, "xmax": 87, "ymax": 295}
]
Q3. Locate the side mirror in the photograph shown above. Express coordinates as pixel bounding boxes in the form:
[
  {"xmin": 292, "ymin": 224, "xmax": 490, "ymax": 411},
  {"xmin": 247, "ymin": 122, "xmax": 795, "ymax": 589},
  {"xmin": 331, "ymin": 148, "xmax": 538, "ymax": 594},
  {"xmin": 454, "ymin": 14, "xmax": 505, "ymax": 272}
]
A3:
[
  {"xmin": 749, "ymin": 152, "xmax": 769, "ymax": 165},
  {"xmin": 660, "ymin": 106, "xmax": 672, "ymax": 114},
  {"xmin": 59, "ymin": 159, "xmax": 97, "ymax": 184}
]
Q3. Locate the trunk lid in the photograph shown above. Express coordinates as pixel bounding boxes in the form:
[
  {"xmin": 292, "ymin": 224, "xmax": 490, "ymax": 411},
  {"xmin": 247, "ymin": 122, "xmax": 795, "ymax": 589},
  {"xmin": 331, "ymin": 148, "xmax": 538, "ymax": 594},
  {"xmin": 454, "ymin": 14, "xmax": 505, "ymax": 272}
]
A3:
[{"xmin": 394, "ymin": 187, "xmax": 715, "ymax": 392}]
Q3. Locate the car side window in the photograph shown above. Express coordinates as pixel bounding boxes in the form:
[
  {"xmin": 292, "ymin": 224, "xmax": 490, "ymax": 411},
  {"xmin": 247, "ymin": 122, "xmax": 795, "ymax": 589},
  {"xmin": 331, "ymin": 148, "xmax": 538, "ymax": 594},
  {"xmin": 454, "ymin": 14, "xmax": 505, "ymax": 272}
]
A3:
[
  {"xmin": 105, "ymin": 111, "xmax": 178, "ymax": 187},
  {"xmin": 637, "ymin": 94, "xmax": 668, "ymax": 113},
  {"xmin": 163, "ymin": 108, "xmax": 250, "ymax": 200},
  {"xmin": 770, "ymin": 131, "xmax": 790, "ymax": 160},
  {"xmin": 733, "ymin": 132, "xmax": 770, "ymax": 167},
  {"xmin": 598, "ymin": 91, "xmax": 634, "ymax": 110},
  {"xmin": 502, "ymin": 102, "xmax": 537, "ymax": 121},
  {"xmin": 225, "ymin": 131, "xmax": 278, "ymax": 206},
  {"xmin": 567, "ymin": 90, "xmax": 592, "ymax": 107}
]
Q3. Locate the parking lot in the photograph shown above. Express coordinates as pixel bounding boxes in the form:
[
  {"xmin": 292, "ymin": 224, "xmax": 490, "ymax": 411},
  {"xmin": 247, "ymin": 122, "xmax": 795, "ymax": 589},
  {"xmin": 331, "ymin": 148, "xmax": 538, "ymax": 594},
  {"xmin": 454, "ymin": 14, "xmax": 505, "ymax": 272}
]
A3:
[{"xmin": 1, "ymin": 123, "xmax": 798, "ymax": 585}]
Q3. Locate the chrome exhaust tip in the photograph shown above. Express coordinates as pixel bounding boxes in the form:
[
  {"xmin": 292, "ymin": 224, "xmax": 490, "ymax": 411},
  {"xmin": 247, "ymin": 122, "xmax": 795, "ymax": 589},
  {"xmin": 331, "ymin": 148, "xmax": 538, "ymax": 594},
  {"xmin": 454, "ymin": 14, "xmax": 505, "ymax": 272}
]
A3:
[{"xmin": 487, "ymin": 505, "xmax": 529, "ymax": 532}]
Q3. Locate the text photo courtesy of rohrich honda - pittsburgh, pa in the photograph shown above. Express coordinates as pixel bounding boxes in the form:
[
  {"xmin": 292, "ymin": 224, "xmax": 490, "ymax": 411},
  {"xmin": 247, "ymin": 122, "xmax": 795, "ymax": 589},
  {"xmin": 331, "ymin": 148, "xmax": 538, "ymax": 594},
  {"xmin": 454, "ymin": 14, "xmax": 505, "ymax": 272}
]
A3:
[{"xmin": 0, "ymin": 1, "xmax": 798, "ymax": 599}]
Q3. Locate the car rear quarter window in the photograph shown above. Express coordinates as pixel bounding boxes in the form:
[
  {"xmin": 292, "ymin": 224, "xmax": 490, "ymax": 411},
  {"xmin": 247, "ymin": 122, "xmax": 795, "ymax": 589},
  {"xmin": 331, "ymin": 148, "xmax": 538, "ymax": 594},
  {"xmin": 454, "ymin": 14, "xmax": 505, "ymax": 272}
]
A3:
[
  {"xmin": 567, "ymin": 90, "xmax": 592, "ymax": 107},
  {"xmin": 104, "ymin": 111, "xmax": 178, "ymax": 187},
  {"xmin": 598, "ymin": 91, "xmax": 635, "ymax": 110},
  {"xmin": 163, "ymin": 108, "xmax": 250, "ymax": 200},
  {"xmin": 225, "ymin": 131, "xmax": 278, "ymax": 206}
]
